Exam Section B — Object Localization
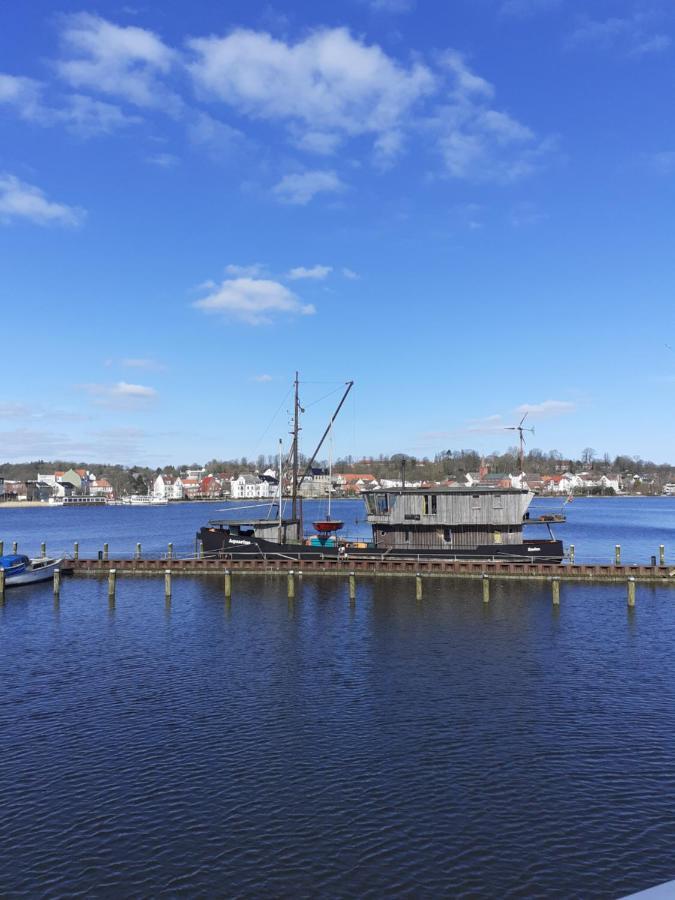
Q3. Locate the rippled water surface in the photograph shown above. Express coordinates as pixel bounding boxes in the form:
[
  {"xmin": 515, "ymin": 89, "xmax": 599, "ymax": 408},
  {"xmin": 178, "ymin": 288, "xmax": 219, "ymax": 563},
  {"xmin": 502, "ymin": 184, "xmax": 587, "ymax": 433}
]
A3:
[{"xmin": 2, "ymin": 500, "xmax": 675, "ymax": 896}]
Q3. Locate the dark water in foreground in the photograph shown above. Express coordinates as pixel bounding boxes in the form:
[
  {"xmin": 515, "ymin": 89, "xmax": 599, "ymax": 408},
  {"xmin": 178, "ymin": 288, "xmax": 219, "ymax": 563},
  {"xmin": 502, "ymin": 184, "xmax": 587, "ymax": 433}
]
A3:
[{"xmin": 2, "ymin": 499, "xmax": 675, "ymax": 896}]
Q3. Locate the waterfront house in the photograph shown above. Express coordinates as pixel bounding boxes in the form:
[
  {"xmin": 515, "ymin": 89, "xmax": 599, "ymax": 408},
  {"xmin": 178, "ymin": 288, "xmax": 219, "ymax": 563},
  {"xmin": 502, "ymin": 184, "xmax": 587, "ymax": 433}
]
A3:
[
  {"xmin": 59, "ymin": 468, "xmax": 88, "ymax": 494},
  {"xmin": 91, "ymin": 478, "xmax": 114, "ymax": 499},
  {"xmin": 230, "ymin": 474, "xmax": 271, "ymax": 500},
  {"xmin": 200, "ymin": 475, "xmax": 226, "ymax": 498},
  {"xmin": 154, "ymin": 474, "xmax": 185, "ymax": 500},
  {"xmin": 180, "ymin": 477, "xmax": 201, "ymax": 499},
  {"xmin": 335, "ymin": 473, "xmax": 379, "ymax": 495}
]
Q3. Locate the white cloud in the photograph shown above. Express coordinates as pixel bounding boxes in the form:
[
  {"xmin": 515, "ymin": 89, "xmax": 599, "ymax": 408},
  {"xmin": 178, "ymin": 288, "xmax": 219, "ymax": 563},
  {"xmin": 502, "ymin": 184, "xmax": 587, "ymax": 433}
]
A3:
[
  {"xmin": 342, "ymin": 267, "xmax": 360, "ymax": 279},
  {"xmin": 466, "ymin": 414, "xmax": 506, "ymax": 434},
  {"xmin": 59, "ymin": 93, "xmax": 139, "ymax": 136},
  {"xmin": 79, "ymin": 381, "xmax": 158, "ymax": 407},
  {"xmin": 146, "ymin": 152, "xmax": 179, "ymax": 167},
  {"xmin": 430, "ymin": 55, "xmax": 555, "ymax": 182},
  {"xmin": 193, "ymin": 276, "xmax": 316, "ymax": 325},
  {"xmin": 370, "ymin": 0, "xmax": 414, "ymax": 11},
  {"xmin": 56, "ymin": 13, "xmax": 179, "ymax": 110},
  {"xmin": 187, "ymin": 111, "xmax": 245, "ymax": 159},
  {"xmin": 516, "ymin": 400, "xmax": 575, "ymax": 417},
  {"xmin": 442, "ymin": 51, "xmax": 494, "ymax": 101},
  {"xmin": 0, "ymin": 73, "xmax": 139, "ymax": 136},
  {"xmin": 120, "ymin": 357, "xmax": 166, "ymax": 371},
  {"xmin": 645, "ymin": 151, "xmax": 675, "ymax": 175},
  {"xmin": 566, "ymin": 14, "xmax": 671, "ymax": 58},
  {"xmin": 253, "ymin": 374, "xmax": 274, "ymax": 382},
  {"xmin": 510, "ymin": 201, "xmax": 547, "ymax": 227},
  {"xmin": 273, "ymin": 169, "xmax": 345, "ymax": 205},
  {"xmin": 0, "ymin": 426, "xmax": 149, "ymax": 462},
  {"xmin": 225, "ymin": 263, "xmax": 266, "ymax": 277},
  {"xmin": 0, "ymin": 74, "xmax": 45, "ymax": 121},
  {"xmin": 288, "ymin": 265, "xmax": 332, "ymax": 280},
  {"xmin": 0, "ymin": 174, "xmax": 85, "ymax": 227},
  {"xmin": 500, "ymin": 0, "xmax": 561, "ymax": 17},
  {"xmin": 186, "ymin": 27, "xmax": 434, "ymax": 157}
]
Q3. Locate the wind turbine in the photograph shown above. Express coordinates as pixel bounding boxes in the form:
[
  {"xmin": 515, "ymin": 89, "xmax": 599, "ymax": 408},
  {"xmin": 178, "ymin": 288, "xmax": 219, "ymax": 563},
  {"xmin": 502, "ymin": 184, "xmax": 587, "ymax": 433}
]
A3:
[{"xmin": 505, "ymin": 413, "xmax": 535, "ymax": 475}]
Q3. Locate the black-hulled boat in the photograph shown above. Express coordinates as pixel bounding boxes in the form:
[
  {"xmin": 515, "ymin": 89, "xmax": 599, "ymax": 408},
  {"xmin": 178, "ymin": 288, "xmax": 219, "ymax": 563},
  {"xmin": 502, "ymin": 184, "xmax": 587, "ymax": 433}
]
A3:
[
  {"xmin": 197, "ymin": 374, "xmax": 564, "ymax": 563},
  {"xmin": 198, "ymin": 486, "xmax": 564, "ymax": 562}
]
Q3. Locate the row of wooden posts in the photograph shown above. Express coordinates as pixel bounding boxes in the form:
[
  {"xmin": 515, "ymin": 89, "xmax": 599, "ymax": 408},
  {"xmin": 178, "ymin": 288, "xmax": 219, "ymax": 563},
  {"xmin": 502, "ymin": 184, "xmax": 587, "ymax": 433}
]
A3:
[
  {"xmin": 0, "ymin": 568, "xmax": 637, "ymax": 610},
  {"xmin": 0, "ymin": 540, "xmax": 668, "ymax": 568}
]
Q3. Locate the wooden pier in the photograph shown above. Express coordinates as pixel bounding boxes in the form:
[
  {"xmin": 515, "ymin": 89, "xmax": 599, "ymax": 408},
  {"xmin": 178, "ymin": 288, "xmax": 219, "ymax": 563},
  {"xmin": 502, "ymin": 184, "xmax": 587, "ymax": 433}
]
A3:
[{"xmin": 68, "ymin": 556, "xmax": 675, "ymax": 584}]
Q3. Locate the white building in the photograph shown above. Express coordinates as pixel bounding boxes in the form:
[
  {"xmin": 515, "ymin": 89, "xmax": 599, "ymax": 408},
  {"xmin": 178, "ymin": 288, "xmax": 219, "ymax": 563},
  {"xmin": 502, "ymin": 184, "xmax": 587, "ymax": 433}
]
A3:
[
  {"xmin": 154, "ymin": 474, "xmax": 184, "ymax": 500},
  {"xmin": 230, "ymin": 474, "xmax": 271, "ymax": 499}
]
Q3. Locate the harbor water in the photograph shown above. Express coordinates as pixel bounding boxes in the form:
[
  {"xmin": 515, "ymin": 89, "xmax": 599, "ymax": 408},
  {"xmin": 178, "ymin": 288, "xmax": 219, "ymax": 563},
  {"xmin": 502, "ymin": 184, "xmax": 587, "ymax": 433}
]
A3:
[{"xmin": 2, "ymin": 498, "xmax": 675, "ymax": 896}]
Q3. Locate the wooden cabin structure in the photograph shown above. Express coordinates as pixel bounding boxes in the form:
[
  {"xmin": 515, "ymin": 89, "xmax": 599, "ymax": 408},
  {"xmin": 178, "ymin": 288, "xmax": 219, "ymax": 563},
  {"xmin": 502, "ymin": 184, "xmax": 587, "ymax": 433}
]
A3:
[{"xmin": 363, "ymin": 487, "xmax": 535, "ymax": 551}]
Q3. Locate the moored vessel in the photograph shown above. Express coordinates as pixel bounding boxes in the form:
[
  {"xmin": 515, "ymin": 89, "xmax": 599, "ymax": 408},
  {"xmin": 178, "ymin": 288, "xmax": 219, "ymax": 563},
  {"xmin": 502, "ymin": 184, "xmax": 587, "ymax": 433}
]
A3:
[
  {"xmin": 0, "ymin": 554, "xmax": 64, "ymax": 586},
  {"xmin": 198, "ymin": 375, "xmax": 565, "ymax": 563}
]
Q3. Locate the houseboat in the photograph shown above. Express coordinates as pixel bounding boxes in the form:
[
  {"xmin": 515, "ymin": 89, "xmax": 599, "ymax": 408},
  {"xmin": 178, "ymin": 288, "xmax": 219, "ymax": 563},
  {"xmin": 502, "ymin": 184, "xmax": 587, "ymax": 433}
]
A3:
[
  {"xmin": 197, "ymin": 373, "xmax": 564, "ymax": 563},
  {"xmin": 197, "ymin": 485, "xmax": 564, "ymax": 562}
]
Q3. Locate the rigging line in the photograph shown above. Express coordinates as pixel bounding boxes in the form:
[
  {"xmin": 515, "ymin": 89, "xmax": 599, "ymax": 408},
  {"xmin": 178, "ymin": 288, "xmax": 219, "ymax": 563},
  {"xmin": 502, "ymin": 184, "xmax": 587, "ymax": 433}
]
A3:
[
  {"xmin": 250, "ymin": 385, "xmax": 292, "ymax": 456},
  {"xmin": 304, "ymin": 384, "xmax": 344, "ymax": 409}
]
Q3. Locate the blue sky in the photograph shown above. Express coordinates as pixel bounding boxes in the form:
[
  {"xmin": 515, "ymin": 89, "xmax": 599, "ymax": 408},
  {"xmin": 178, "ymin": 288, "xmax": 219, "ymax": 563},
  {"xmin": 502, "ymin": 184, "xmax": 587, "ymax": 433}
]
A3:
[{"xmin": 2, "ymin": 0, "xmax": 675, "ymax": 466}]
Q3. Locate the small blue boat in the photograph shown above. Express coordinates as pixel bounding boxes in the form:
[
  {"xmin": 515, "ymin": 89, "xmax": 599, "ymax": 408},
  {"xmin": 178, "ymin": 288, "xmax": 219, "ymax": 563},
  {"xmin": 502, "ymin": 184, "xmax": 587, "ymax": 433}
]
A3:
[{"xmin": 0, "ymin": 554, "xmax": 63, "ymax": 586}]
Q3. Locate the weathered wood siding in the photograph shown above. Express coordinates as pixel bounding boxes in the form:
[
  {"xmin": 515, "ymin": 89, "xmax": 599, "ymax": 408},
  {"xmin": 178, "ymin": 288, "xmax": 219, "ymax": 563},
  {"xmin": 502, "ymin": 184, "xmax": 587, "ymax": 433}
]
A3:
[
  {"xmin": 373, "ymin": 524, "xmax": 524, "ymax": 550},
  {"xmin": 366, "ymin": 489, "xmax": 533, "ymax": 528}
]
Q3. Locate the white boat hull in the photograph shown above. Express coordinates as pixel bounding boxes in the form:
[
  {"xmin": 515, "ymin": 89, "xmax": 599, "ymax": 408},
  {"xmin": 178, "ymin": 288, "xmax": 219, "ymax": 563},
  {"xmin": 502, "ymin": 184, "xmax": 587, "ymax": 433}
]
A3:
[{"xmin": 6, "ymin": 558, "xmax": 63, "ymax": 586}]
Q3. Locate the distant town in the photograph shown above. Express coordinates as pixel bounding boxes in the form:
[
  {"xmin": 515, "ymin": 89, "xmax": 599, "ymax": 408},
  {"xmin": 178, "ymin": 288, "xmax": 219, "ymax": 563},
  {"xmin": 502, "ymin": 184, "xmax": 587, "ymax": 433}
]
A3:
[{"xmin": 2, "ymin": 447, "xmax": 675, "ymax": 503}]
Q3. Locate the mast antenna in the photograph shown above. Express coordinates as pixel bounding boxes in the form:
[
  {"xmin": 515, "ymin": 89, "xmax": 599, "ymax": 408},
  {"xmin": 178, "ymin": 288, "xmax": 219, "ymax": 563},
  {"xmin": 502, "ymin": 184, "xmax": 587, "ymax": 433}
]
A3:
[
  {"xmin": 505, "ymin": 412, "xmax": 535, "ymax": 475},
  {"xmin": 290, "ymin": 371, "xmax": 304, "ymax": 524}
]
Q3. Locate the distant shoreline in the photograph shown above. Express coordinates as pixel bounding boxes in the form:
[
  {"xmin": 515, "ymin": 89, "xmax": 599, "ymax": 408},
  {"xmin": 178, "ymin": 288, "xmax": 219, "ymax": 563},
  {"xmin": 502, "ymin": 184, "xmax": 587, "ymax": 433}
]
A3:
[{"xmin": 0, "ymin": 494, "xmax": 671, "ymax": 511}]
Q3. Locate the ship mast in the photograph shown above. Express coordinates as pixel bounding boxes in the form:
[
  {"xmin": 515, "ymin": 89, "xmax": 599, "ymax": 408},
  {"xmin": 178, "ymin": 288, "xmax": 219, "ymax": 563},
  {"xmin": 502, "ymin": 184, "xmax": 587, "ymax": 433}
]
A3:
[{"xmin": 291, "ymin": 371, "xmax": 301, "ymax": 525}]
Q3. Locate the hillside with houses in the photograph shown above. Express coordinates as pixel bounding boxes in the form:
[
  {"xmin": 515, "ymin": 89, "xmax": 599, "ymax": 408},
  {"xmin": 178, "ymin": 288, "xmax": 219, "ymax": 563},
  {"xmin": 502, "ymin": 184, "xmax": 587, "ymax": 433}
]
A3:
[
  {"xmin": 3, "ymin": 445, "xmax": 675, "ymax": 504},
  {"xmin": 2, "ymin": 456, "xmax": 673, "ymax": 504}
]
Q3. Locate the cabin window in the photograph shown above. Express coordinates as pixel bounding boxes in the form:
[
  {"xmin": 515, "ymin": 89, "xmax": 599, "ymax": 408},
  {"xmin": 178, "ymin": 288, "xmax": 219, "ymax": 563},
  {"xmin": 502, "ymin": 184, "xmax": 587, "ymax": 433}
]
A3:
[
  {"xmin": 443, "ymin": 527, "xmax": 452, "ymax": 544},
  {"xmin": 374, "ymin": 493, "xmax": 389, "ymax": 515},
  {"xmin": 423, "ymin": 494, "xmax": 438, "ymax": 515},
  {"xmin": 471, "ymin": 494, "xmax": 481, "ymax": 509},
  {"xmin": 493, "ymin": 494, "xmax": 503, "ymax": 509},
  {"xmin": 404, "ymin": 529, "xmax": 410, "ymax": 543}
]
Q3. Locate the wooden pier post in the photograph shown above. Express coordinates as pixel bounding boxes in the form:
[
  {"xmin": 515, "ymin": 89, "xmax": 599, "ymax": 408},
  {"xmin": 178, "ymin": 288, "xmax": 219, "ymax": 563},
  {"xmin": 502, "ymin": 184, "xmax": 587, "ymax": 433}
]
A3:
[
  {"xmin": 627, "ymin": 577, "xmax": 636, "ymax": 608},
  {"xmin": 287, "ymin": 570, "xmax": 296, "ymax": 599},
  {"xmin": 224, "ymin": 569, "xmax": 232, "ymax": 598},
  {"xmin": 415, "ymin": 573, "xmax": 423, "ymax": 601},
  {"xmin": 108, "ymin": 568, "xmax": 116, "ymax": 598},
  {"xmin": 482, "ymin": 574, "xmax": 490, "ymax": 604},
  {"xmin": 73, "ymin": 542, "xmax": 79, "ymax": 561},
  {"xmin": 0, "ymin": 540, "xmax": 3, "ymax": 556},
  {"xmin": 12, "ymin": 541, "xmax": 17, "ymax": 554},
  {"xmin": 103, "ymin": 543, "xmax": 109, "ymax": 562},
  {"xmin": 167, "ymin": 542, "xmax": 173, "ymax": 560},
  {"xmin": 660, "ymin": 545, "xmax": 665, "ymax": 566},
  {"xmin": 40, "ymin": 542, "xmax": 46, "ymax": 558},
  {"xmin": 164, "ymin": 569, "xmax": 172, "ymax": 598},
  {"xmin": 552, "ymin": 577, "xmax": 560, "ymax": 605},
  {"xmin": 615, "ymin": 545, "xmax": 621, "ymax": 565},
  {"xmin": 135, "ymin": 542, "xmax": 142, "ymax": 560},
  {"xmin": 53, "ymin": 568, "xmax": 61, "ymax": 595},
  {"xmin": 0, "ymin": 568, "xmax": 5, "ymax": 602},
  {"xmin": 348, "ymin": 571, "xmax": 356, "ymax": 602}
]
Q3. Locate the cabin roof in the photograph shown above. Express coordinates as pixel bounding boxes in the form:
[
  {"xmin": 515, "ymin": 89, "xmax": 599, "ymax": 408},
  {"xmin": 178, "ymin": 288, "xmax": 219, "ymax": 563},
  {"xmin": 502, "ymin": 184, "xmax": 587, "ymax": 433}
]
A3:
[{"xmin": 363, "ymin": 486, "xmax": 529, "ymax": 496}]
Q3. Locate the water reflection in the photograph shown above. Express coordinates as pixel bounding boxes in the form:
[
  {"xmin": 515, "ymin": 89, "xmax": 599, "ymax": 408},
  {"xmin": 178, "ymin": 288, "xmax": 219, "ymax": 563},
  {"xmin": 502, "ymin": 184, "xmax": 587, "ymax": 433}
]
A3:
[{"xmin": 1, "ymin": 574, "xmax": 675, "ymax": 898}]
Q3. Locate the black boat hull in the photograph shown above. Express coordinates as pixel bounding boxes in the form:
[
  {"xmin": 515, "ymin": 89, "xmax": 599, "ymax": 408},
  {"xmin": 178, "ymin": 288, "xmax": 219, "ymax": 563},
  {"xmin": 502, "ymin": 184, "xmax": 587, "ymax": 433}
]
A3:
[{"xmin": 198, "ymin": 527, "xmax": 564, "ymax": 563}]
